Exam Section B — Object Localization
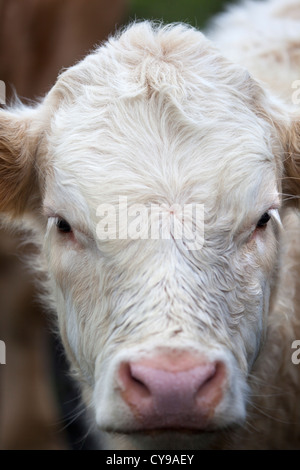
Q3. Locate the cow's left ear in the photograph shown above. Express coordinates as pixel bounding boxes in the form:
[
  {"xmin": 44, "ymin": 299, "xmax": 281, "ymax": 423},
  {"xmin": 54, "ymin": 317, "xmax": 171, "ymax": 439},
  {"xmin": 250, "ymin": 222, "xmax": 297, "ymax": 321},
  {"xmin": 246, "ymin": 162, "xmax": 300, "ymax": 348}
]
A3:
[
  {"xmin": 282, "ymin": 118, "xmax": 300, "ymax": 206},
  {"xmin": 254, "ymin": 85, "xmax": 300, "ymax": 208}
]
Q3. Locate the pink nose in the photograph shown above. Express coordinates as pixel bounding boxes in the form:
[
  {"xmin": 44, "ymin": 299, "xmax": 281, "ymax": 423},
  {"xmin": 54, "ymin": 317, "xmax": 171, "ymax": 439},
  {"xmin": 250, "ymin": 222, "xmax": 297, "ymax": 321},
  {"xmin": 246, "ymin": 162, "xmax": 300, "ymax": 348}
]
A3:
[{"xmin": 118, "ymin": 353, "xmax": 226, "ymax": 430}]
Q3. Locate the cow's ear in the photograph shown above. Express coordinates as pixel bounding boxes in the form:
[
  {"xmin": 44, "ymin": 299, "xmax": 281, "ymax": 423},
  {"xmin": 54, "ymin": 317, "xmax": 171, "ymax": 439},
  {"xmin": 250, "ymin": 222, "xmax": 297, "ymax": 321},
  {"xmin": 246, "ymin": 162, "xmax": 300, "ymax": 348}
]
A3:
[
  {"xmin": 0, "ymin": 108, "xmax": 42, "ymax": 217},
  {"xmin": 253, "ymin": 86, "xmax": 300, "ymax": 208},
  {"xmin": 282, "ymin": 117, "xmax": 300, "ymax": 207}
]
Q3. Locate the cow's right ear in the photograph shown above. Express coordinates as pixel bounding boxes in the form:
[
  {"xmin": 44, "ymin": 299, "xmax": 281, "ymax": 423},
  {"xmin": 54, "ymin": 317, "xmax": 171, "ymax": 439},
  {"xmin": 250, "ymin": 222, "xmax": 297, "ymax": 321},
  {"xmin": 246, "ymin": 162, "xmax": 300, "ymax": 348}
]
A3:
[{"xmin": 0, "ymin": 108, "xmax": 42, "ymax": 217}]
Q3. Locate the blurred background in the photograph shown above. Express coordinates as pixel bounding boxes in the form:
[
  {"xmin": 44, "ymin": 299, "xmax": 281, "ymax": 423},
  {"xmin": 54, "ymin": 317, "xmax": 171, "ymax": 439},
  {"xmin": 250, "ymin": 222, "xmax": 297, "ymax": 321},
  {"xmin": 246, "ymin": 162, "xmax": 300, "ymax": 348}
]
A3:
[{"xmin": 0, "ymin": 0, "xmax": 232, "ymax": 450}]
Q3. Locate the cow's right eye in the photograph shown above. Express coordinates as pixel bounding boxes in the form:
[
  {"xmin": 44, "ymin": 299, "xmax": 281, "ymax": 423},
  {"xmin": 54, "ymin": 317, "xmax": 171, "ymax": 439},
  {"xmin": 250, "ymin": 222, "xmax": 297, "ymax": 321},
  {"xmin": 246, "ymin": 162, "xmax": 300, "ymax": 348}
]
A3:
[{"xmin": 56, "ymin": 217, "xmax": 72, "ymax": 233}]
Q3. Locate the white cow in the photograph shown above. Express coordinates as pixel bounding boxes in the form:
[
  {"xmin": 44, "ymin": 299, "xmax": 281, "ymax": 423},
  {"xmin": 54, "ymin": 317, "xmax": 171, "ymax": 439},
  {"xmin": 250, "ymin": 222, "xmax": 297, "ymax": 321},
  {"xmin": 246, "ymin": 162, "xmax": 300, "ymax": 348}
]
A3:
[{"xmin": 0, "ymin": 0, "xmax": 300, "ymax": 449}]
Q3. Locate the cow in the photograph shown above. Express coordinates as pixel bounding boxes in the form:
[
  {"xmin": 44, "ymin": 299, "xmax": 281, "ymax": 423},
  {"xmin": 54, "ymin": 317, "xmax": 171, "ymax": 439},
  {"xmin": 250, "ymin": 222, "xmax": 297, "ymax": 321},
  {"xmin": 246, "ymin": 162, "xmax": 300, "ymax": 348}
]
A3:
[{"xmin": 0, "ymin": 0, "xmax": 300, "ymax": 449}]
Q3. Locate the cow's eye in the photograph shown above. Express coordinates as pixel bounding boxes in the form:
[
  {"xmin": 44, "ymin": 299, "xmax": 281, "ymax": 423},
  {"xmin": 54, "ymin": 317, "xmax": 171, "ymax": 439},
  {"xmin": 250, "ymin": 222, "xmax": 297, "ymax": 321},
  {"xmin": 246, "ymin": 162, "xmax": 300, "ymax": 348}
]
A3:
[
  {"xmin": 56, "ymin": 217, "xmax": 72, "ymax": 233},
  {"xmin": 256, "ymin": 212, "xmax": 270, "ymax": 228}
]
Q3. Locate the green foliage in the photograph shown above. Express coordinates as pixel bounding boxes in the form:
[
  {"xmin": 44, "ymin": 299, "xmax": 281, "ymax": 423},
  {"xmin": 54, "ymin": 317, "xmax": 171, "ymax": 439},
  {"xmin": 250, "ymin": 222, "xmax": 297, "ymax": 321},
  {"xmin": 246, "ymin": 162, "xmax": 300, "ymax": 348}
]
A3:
[{"xmin": 129, "ymin": 0, "xmax": 233, "ymax": 28}]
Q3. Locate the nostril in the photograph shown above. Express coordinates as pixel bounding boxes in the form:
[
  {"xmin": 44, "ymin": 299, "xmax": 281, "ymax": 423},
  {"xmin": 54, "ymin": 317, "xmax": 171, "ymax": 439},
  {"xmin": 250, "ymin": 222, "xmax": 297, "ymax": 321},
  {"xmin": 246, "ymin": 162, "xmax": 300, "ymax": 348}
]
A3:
[
  {"xmin": 119, "ymin": 362, "xmax": 151, "ymax": 399},
  {"xmin": 200, "ymin": 363, "xmax": 217, "ymax": 387},
  {"xmin": 196, "ymin": 361, "xmax": 226, "ymax": 403},
  {"xmin": 129, "ymin": 364, "xmax": 151, "ymax": 398},
  {"xmin": 131, "ymin": 376, "xmax": 144, "ymax": 386}
]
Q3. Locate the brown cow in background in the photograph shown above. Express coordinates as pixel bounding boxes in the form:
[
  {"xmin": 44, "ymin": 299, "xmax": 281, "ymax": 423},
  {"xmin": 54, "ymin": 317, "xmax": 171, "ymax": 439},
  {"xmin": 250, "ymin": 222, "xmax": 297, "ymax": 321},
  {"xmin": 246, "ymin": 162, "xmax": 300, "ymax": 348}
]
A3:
[
  {"xmin": 0, "ymin": 0, "xmax": 128, "ymax": 100},
  {"xmin": 0, "ymin": 0, "xmax": 128, "ymax": 449}
]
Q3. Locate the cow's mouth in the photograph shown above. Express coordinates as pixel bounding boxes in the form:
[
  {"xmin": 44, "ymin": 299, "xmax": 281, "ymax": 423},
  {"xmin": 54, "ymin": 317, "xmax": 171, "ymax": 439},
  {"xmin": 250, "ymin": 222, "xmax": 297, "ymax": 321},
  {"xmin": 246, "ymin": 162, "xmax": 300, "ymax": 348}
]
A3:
[
  {"xmin": 103, "ymin": 426, "xmax": 231, "ymax": 449},
  {"xmin": 130, "ymin": 428, "xmax": 215, "ymax": 436},
  {"xmin": 104, "ymin": 424, "xmax": 231, "ymax": 436}
]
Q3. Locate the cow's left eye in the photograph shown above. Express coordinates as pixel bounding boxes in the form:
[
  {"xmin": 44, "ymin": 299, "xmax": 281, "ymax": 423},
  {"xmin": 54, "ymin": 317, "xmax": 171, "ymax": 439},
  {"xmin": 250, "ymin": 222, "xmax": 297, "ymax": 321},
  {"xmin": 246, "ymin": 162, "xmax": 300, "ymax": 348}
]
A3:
[
  {"xmin": 56, "ymin": 217, "xmax": 72, "ymax": 233},
  {"xmin": 256, "ymin": 212, "xmax": 270, "ymax": 228}
]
